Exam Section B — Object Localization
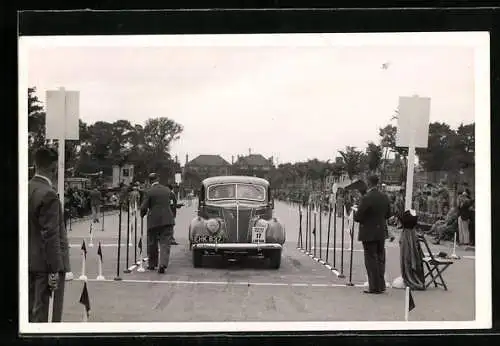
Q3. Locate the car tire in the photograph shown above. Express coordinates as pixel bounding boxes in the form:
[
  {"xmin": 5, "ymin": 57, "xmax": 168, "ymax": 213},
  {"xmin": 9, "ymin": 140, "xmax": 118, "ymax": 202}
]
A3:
[
  {"xmin": 192, "ymin": 249, "xmax": 203, "ymax": 268},
  {"xmin": 268, "ymin": 249, "xmax": 281, "ymax": 269}
]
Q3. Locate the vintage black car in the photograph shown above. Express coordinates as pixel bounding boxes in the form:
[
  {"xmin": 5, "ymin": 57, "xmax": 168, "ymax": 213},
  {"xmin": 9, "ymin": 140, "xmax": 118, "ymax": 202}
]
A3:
[{"xmin": 188, "ymin": 176, "xmax": 285, "ymax": 269}]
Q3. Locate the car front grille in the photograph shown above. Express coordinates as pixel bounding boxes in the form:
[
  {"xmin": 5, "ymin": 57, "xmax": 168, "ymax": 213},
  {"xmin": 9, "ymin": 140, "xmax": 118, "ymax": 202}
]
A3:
[{"xmin": 221, "ymin": 207, "xmax": 254, "ymax": 243}]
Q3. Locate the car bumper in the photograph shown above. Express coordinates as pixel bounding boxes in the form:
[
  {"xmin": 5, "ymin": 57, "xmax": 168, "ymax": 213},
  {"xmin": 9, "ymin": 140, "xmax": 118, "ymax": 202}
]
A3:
[{"xmin": 192, "ymin": 243, "xmax": 283, "ymax": 251}]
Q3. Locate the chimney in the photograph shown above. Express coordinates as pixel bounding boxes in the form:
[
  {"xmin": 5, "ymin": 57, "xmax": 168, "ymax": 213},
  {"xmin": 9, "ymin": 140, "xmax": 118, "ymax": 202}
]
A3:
[
  {"xmin": 249, "ymin": 148, "xmax": 251, "ymax": 156},
  {"xmin": 231, "ymin": 155, "xmax": 234, "ymax": 164},
  {"xmin": 185, "ymin": 154, "xmax": 188, "ymax": 165},
  {"xmin": 175, "ymin": 155, "xmax": 178, "ymax": 163}
]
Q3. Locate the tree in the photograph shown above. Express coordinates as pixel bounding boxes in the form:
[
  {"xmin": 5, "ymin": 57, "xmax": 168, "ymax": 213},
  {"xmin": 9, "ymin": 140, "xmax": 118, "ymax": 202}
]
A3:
[
  {"xmin": 28, "ymin": 87, "xmax": 47, "ymax": 164},
  {"xmin": 455, "ymin": 123, "xmax": 474, "ymax": 169},
  {"xmin": 143, "ymin": 117, "xmax": 183, "ymax": 156},
  {"xmin": 338, "ymin": 146, "xmax": 364, "ymax": 180},
  {"xmin": 366, "ymin": 142, "xmax": 383, "ymax": 174},
  {"xmin": 416, "ymin": 122, "xmax": 459, "ymax": 172}
]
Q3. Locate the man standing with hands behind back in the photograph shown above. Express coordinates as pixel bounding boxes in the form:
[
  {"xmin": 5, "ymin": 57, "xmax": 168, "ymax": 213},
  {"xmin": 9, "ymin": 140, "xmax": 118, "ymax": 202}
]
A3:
[
  {"xmin": 28, "ymin": 147, "xmax": 70, "ymax": 322},
  {"xmin": 354, "ymin": 175, "xmax": 391, "ymax": 294},
  {"xmin": 140, "ymin": 173, "xmax": 175, "ymax": 274}
]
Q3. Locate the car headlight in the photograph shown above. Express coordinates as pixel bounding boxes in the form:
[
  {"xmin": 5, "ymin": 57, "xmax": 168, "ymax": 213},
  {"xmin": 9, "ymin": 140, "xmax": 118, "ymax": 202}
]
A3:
[{"xmin": 206, "ymin": 218, "xmax": 220, "ymax": 234}]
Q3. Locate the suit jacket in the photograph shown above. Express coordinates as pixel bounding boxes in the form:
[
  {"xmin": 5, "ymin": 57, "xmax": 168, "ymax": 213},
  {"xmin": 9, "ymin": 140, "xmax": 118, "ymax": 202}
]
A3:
[
  {"xmin": 353, "ymin": 187, "xmax": 391, "ymax": 242},
  {"xmin": 140, "ymin": 183, "xmax": 175, "ymax": 229},
  {"xmin": 28, "ymin": 176, "xmax": 71, "ymax": 273}
]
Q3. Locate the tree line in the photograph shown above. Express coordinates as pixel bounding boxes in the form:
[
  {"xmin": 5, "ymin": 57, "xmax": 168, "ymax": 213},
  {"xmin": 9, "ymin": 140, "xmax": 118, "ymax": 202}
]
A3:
[
  {"xmin": 28, "ymin": 87, "xmax": 474, "ymax": 189},
  {"xmin": 270, "ymin": 121, "xmax": 474, "ymax": 189},
  {"xmin": 28, "ymin": 87, "xmax": 184, "ymax": 182}
]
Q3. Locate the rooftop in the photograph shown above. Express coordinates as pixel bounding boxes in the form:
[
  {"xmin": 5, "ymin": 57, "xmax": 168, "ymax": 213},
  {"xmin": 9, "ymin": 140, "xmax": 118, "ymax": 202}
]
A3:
[{"xmin": 187, "ymin": 154, "xmax": 230, "ymax": 167}]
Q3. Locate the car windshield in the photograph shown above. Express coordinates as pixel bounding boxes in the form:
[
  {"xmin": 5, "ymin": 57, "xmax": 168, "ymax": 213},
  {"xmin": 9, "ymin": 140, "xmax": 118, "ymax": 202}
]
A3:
[{"xmin": 207, "ymin": 183, "xmax": 266, "ymax": 201}]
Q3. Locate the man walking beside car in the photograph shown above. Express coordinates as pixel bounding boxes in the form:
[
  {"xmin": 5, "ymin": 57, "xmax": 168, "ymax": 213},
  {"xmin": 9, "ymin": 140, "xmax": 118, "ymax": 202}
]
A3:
[
  {"xmin": 354, "ymin": 175, "xmax": 392, "ymax": 294},
  {"xmin": 28, "ymin": 147, "xmax": 70, "ymax": 322},
  {"xmin": 140, "ymin": 173, "xmax": 175, "ymax": 273}
]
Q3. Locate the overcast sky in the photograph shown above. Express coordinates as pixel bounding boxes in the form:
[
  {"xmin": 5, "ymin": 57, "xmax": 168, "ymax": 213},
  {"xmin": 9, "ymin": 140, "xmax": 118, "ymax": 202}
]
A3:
[{"xmin": 26, "ymin": 39, "xmax": 475, "ymax": 165}]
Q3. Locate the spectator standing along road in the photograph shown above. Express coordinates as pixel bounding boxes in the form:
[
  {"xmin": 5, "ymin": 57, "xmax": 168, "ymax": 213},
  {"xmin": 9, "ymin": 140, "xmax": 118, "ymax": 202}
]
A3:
[
  {"xmin": 28, "ymin": 147, "xmax": 70, "ymax": 322},
  {"xmin": 354, "ymin": 175, "xmax": 392, "ymax": 295},
  {"xmin": 89, "ymin": 186, "xmax": 101, "ymax": 223}
]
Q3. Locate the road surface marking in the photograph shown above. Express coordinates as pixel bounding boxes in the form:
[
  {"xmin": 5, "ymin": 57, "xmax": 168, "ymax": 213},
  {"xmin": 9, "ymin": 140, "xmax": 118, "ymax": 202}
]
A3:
[
  {"xmin": 74, "ymin": 278, "xmax": 366, "ymax": 288},
  {"xmin": 462, "ymin": 255, "xmax": 475, "ymax": 260}
]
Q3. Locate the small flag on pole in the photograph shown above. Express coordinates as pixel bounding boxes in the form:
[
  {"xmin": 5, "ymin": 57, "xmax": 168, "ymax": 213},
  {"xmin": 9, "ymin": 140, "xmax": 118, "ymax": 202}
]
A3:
[
  {"xmin": 81, "ymin": 240, "xmax": 87, "ymax": 259},
  {"xmin": 97, "ymin": 242, "xmax": 103, "ymax": 263},
  {"xmin": 138, "ymin": 237, "xmax": 143, "ymax": 254},
  {"xmin": 404, "ymin": 286, "xmax": 416, "ymax": 321},
  {"xmin": 409, "ymin": 288, "xmax": 416, "ymax": 312},
  {"xmin": 79, "ymin": 282, "xmax": 91, "ymax": 320}
]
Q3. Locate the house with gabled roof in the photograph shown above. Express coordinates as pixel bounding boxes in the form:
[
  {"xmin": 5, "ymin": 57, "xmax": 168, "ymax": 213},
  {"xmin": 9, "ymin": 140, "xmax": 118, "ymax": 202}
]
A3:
[
  {"xmin": 183, "ymin": 154, "xmax": 232, "ymax": 190},
  {"xmin": 232, "ymin": 150, "xmax": 274, "ymax": 178}
]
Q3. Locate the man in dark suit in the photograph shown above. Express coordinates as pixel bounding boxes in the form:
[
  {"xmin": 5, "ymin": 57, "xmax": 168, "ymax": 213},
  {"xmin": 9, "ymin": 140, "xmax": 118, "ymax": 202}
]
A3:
[
  {"xmin": 28, "ymin": 147, "xmax": 71, "ymax": 322},
  {"xmin": 354, "ymin": 175, "xmax": 391, "ymax": 294},
  {"xmin": 140, "ymin": 173, "xmax": 175, "ymax": 273}
]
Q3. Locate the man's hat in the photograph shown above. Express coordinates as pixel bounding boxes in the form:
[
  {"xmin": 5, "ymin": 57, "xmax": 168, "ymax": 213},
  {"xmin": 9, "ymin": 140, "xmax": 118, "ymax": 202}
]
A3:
[{"xmin": 148, "ymin": 173, "xmax": 159, "ymax": 180}]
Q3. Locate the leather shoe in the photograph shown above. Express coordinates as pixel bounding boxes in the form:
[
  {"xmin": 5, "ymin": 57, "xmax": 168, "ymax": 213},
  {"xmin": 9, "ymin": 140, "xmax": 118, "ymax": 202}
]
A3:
[
  {"xmin": 363, "ymin": 289, "xmax": 383, "ymax": 294},
  {"xmin": 158, "ymin": 265, "xmax": 167, "ymax": 274},
  {"xmin": 146, "ymin": 266, "xmax": 156, "ymax": 270},
  {"xmin": 171, "ymin": 241, "xmax": 179, "ymax": 245}
]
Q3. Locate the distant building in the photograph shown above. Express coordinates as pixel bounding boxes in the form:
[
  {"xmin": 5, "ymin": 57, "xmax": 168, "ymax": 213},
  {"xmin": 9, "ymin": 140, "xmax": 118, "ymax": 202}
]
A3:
[
  {"xmin": 232, "ymin": 151, "xmax": 274, "ymax": 178},
  {"xmin": 112, "ymin": 164, "xmax": 134, "ymax": 187},
  {"xmin": 184, "ymin": 154, "xmax": 231, "ymax": 190},
  {"xmin": 381, "ymin": 155, "xmax": 404, "ymax": 185}
]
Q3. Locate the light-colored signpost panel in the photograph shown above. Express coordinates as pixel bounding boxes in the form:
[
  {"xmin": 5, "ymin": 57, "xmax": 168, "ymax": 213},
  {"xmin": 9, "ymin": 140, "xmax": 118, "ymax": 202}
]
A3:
[
  {"xmin": 64, "ymin": 91, "xmax": 80, "ymax": 140},
  {"xmin": 175, "ymin": 173, "xmax": 182, "ymax": 184},
  {"xmin": 45, "ymin": 88, "xmax": 80, "ymax": 206},
  {"xmin": 396, "ymin": 95, "xmax": 430, "ymax": 211},
  {"xmin": 45, "ymin": 90, "xmax": 66, "ymax": 140}
]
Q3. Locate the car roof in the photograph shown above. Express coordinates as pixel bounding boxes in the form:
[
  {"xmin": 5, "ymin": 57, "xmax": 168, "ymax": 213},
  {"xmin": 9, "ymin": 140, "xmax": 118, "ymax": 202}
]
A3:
[{"xmin": 202, "ymin": 175, "xmax": 270, "ymax": 187}]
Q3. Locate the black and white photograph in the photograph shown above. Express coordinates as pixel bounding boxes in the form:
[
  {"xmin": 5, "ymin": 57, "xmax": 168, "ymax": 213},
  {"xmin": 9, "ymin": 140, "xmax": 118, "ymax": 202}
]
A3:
[{"xmin": 19, "ymin": 32, "xmax": 491, "ymax": 333}]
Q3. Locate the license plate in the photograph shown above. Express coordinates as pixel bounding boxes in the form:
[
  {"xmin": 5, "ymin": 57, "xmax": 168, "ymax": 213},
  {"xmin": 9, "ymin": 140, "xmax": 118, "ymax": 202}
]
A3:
[
  {"xmin": 252, "ymin": 226, "xmax": 266, "ymax": 243},
  {"xmin": 196, "ymin": 235, "xmax": 222, "ymax": 243}
]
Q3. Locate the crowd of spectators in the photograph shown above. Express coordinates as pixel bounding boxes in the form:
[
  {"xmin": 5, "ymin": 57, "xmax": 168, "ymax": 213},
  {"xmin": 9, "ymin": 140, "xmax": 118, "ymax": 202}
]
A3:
[{"xmin": 275, "ymin": 180, "xmax": 475, "ymax": 247}]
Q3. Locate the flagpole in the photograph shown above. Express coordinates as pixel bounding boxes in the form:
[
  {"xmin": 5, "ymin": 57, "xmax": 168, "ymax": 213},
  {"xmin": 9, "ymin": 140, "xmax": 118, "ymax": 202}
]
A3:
[
  {"xmin": 404, "ymin": 286, "xmax": 410, "ymax": 321},
  {"xmin": 79, "ymin": 241, "xmax": 87, "ymax": 281},
  {"xmin": 137, "ymin": 237, "xmax": 145, "ymax": 273},
  {"xmin": 89, "ymin": 222, "xmax": 94, "ymax": 247},
  {"xmin": 96, "ymin": 242, "xmax": 105, "ymax": 280},
  {"xmin": 48, "ymin": 290, "xmax": 54, "ymax": 323},
  {"xmin": 82, "ymin": 308, "xmax": 88, "ymax": 322}
]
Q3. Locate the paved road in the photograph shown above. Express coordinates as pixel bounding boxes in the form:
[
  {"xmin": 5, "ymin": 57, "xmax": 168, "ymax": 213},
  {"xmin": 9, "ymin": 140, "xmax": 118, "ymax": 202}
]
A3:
[{"xmin": 62, "ymin": 201, "xmax": 475, "ymax": 322}]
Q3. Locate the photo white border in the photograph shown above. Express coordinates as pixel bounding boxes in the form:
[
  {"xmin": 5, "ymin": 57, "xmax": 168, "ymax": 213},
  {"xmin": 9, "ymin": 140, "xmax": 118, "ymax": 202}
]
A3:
[{"xmin": 18, "ymin": 32, "xmax": 491, "ymax": 334}]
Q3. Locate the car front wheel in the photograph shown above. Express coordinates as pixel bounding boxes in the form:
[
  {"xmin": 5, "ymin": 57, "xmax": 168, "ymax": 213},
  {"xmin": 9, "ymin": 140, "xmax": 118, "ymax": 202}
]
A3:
[
  {"xmin": 268, "ymin": 249, "xmax": 281, "ymax": 269},
  {"xmin": 192, "ymin": 249, "xmax": 203, "ymax": 268}
]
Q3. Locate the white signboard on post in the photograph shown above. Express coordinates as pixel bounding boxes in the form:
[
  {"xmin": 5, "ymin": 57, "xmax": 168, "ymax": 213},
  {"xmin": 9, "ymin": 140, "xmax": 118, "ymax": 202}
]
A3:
[
  {"xmin": 175, "ymin": 173, "xmax": 182, "ymax": 184},
  {"xmin": 45, "ymin": 90, "xmax": 80, "ymax": 140},
  {"xmin": 396, "ymin": 95, "xmax": 431, "ymax": 211},
  {"xmin": 396, "ymin": 96, "xmax": 431, "ymax": 148}
]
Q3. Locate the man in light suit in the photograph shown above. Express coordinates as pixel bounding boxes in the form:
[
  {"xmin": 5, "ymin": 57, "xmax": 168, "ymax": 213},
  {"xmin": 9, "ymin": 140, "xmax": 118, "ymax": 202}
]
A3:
[
  {"xmin": 28, "ymin": 147, "xmax": 71, "ymax": 322},
  {"xmin": 140, "ymin": 173, "xmax": 175, "ymax": 273},
  {"xmin": 354, "ymin": 175, "xmax": 391, "ymax": 294},
  {"xmin": 89, "ymin": 186, "xmax": 101, "ymax": 223}
]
